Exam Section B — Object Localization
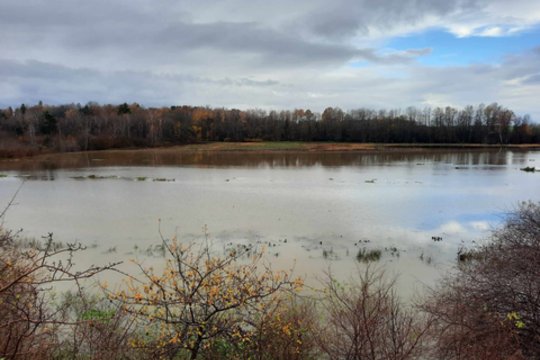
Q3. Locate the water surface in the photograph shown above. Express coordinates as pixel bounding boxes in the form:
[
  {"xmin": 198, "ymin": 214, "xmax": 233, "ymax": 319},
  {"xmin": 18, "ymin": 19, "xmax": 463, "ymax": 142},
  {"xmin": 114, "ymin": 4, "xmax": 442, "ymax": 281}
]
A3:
[{"xmin": 1, "ymin": 149, "xmax": 539, "ymax": 298}]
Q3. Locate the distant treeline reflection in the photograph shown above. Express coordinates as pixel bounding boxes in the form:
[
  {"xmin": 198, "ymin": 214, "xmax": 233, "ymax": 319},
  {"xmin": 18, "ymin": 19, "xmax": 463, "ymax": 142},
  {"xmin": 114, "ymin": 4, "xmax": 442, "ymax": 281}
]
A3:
[{"xmin": 0, "ymin": 148, "xmax": 529, "ymax": 172}]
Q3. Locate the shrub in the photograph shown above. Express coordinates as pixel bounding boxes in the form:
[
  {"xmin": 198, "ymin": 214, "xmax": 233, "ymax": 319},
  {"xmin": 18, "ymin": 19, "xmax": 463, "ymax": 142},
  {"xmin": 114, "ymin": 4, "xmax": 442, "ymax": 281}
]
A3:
[
  {"xmin": 356, "ymin": 248, "xmax": 382, "ymax": 262},
  {"xmin": 53, "ymin": 292, "xmax": 140, "ymax": 360},
  {"xmin": 423, "ymin": 202, "xmax": 540, "ymax": 359},
  {"xmin": 317, "ymin": 268, "xmax": 429, "ymax": 359}
]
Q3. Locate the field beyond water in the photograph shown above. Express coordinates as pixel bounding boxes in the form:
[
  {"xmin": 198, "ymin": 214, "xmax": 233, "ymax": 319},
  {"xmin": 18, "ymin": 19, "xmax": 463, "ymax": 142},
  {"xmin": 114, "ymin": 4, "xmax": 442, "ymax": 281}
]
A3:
[
  {"xmin": 2, "ymin": 141, "xmax": 540, "ymax": 167},
  {"xmin": 173, "ymin": 141, "xmax": 540, "ymax": 151}
]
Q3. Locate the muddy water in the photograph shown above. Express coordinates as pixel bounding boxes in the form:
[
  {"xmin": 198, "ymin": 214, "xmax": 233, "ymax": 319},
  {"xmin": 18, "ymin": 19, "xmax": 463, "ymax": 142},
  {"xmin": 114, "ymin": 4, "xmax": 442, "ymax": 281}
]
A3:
[{"xmin": 1, "ymin": 148, "xmax": 539, "ymax": 298}]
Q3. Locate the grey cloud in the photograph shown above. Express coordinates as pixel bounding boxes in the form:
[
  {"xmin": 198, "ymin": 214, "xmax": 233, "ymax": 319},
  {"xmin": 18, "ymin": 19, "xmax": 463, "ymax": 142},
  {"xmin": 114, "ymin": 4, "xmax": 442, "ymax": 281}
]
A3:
[
  {"xmin": 178, "ymin": 23, "xmax": 428, "ymax": 65},
  {"xmin": 155, "ymin": 21, "xmax": 359, "ymax": 65},
  {"xmin": 498, "ymin": 47, "xmax": 540, "ymax": 82},
  {"xmin": 210, "ymin": 78, "xmax": 279, "ymax": 87},
  {"xmin": 0, "ymin": 59, "xmax": 178, "ymax": 106},
  {"xmin": 303, "ymin": 0, "xmax": 481, "ymax": 39},
  {"xmin": 401, "ymin": 49, "xmax": 540, "ymax": 116},
  {"xmin": 0, "ymin": 60, "xmax": 94, "ymax": 80},
  {"xmin": 0, "ymin": 2, "xmax": 319, "ymax": 58},
  {"xmin": 0, "ymin": 0, "xmax": 159, "ymax": 27},
  {"xmin": 523, "ymin": 74, "xmax": 540, "ymax": 85},
  {"xmin": 0, "ymin": 0, "xmax": 466, "ymax": 71},
  {"xmin": 308, "ymin": 8, "xmax": 369, "ymax": 38},
  {"xmin": 0, "ymin": 59, "xmax": 283, "ymax": 108},
  {"xmin": 403, "ymin": 48, "xmax": 432, "ymax": 57},
  {"xmin": 357, "ymin": 48, "xmax": 432, "ymax": 64},
  {"xmin": 0, "ymin": 4, "xmax": 360, "ymax": 68},
  {"xmin": 3, "ymin": 45, "xmax": 540, "ymax": 118}
]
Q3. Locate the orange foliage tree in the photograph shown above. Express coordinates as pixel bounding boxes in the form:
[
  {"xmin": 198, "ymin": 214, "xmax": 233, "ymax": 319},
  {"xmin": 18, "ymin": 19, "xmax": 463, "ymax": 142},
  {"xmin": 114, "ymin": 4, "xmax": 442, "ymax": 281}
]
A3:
[{"xmin": 107, "ymin": 231, "xmax": 303, "ymax": 359}]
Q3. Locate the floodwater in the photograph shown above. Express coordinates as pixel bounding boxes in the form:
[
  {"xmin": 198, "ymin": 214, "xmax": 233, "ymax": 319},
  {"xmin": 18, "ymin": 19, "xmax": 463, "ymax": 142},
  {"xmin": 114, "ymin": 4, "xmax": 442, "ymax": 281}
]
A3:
[{"xmin": 1, "ymin": 148, "xmax": 539, "ymax": 298}]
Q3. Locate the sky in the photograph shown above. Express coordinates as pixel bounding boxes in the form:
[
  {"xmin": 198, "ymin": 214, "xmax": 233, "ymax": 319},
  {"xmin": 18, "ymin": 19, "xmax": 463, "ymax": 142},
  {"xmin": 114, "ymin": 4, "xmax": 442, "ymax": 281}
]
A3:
[{"xmin": 1, "ymin": 0, "xmax": 540, "ymax": 119}]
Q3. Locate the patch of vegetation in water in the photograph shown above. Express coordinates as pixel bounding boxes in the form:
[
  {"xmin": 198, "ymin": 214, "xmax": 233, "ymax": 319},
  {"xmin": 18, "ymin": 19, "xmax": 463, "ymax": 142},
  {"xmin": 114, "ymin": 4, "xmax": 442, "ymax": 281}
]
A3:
[
  {"xmin": 153, "ymin": 178, "xmax": 175, "ymax": 182},
  {"xmin": 520, "ymin": 166, "xmax": 536, "ymax": 173},
  {"xmin": 70, "ymin": 174, "xmax": 175, "ymax": 182},
  {"xmin": 141, "ymin": 243, "xmax": 166, "ymax": 257},
  {"xmin": 322, "ymin": 247, "xmax": 339, "ymax": 260},
  {"xmin": 385, "ymin": 246, "xmax": 400, "ymax": 257},
  {"xmin": 0, "ymin": 174, "xmax": 8, "ymax": 178},
  {"xmin": 16, "ymin": 174, "xmax": 54, "ymax": 181},
  {"xmin": 103, "ymin": 246, "xmax": 117, "ymax": 254},
  {"xmin": 356, "ymin": 248, "xmax": 382, "ymax": 262},
  {"xmin": 15, "ymin": 237, "xmax": 65, "ymax": 252},
  {"xmin": 71, "ymin": 174, "xmax": 119, "ymax": 180},
  {"xmin": 419, "ymin": 252, "xmax": 433, "ymax": 265},
  {"xmin": 224, "ymin": 243, "xmax": 255, "ymax": 260}
]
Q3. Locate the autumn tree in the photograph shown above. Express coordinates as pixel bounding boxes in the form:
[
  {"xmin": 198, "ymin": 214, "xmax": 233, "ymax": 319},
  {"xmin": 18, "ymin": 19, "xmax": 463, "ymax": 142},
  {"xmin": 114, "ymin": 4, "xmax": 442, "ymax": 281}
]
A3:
[{"xmin": 107, "ymin": 232, "xmax": 303, "ymax": 359}]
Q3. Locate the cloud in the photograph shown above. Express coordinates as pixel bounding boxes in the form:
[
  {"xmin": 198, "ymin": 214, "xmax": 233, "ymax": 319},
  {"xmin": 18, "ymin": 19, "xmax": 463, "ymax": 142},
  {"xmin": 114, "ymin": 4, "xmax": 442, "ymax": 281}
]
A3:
[
  {"xmin": 1, "ymin": 43, "xmax": 540, "ymax": 117},
  {"xmin": 298, "ymin": 0, "xmax": 540, "ymax": 40},
  {"xmin": 0, "ymin": 59, "xmax": 289, "ymax": 108},
  {"xmin": 352, "ymin": 48, "xmax": 432, "ymax": 64},
  {"xmin": 469, "ymin": 221, "xmax": 491, "ymax": 231},
  {"xmin": 2, "ymin": 0, "xmax": 537, "ymax": 69},
  {"xmin": 439, "ymin": 221, "xmax": 467, "ymax": 234},
  {"xmin": 302, "ymin": 0, "xmax": 471, "ymax": 38},
  {"xmin": 522, "ymin": 73, "xmax": 540, "ymax": 85},
  {"xmin": 0, "ymin": 0, "xmax": 540, "ymax": 117}
]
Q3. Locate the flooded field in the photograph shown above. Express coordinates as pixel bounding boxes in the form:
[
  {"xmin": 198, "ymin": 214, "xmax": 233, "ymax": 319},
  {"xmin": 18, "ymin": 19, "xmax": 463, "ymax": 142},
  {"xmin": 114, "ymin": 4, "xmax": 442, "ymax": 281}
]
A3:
[{"xmin": 1, "ymin": 148, "xmax": 539, "ymax": 298}]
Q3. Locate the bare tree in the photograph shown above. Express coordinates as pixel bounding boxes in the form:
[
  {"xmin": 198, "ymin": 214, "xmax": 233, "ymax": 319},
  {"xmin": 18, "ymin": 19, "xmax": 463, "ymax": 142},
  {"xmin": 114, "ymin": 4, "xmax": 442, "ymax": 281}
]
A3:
[{"xmin": 317, "ymin": 267, "xmax": 430, "ymax": 360}]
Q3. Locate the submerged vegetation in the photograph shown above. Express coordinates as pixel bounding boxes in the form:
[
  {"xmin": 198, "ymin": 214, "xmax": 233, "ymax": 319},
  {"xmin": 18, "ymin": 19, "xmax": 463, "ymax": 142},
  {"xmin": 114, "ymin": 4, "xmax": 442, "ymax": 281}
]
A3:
[
  {"xmin": 355, "ymin": 248, "xmax": 382, "ymax": 262},
  {"xmin": 1, "ymin": 202, "xmax": 539, "ymax": 359},
  {"xmin": 1, "ymin": 102, "xmax": 539, "ymax": 158},
  {"xmin": 70, "ymin": 174, "xmax": 175, "ymax": 182}
]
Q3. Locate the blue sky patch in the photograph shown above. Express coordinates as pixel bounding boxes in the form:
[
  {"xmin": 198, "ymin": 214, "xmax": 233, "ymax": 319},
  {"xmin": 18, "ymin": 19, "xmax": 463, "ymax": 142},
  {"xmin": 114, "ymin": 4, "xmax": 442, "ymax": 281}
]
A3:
[{"xmin": 386, "ymin": 26, "xmax": 540, "ymax": 66}]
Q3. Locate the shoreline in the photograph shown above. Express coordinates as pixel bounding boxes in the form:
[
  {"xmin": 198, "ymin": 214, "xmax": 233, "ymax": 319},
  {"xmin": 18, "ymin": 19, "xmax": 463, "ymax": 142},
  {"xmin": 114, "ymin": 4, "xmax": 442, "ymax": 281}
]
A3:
[
  {"xmin": 2, "ymin": 141, "xmax": 540, "ymax": 162},
  {"xmin": 1, "ymin": 142, "xmax": 540, "ymax": 172}
]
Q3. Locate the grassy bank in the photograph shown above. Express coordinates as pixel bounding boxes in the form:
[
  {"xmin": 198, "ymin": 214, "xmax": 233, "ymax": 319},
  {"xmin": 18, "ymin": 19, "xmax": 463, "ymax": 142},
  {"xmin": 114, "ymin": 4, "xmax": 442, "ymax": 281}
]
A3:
[
  {"xmin": 2, "ymin": 142, "xmax": 540, "ymax": 162},
  {"xmin": 145, "ymin": 141, "xmax": 540, "ymax": 152}
]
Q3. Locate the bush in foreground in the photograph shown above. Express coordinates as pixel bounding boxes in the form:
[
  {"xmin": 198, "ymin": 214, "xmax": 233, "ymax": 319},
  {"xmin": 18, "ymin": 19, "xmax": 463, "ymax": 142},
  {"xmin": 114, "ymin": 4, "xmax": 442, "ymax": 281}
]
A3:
[
  {"xmin": 317, "ymin": 268, "xmax": 429, "ymax": 360},
  {"xmin": 423, "ymin": 202, "xmax": 540, "ymax": 359},
  {"xmin": 104, "ymin": 236, "xmax": 305, "ymax": 359},
  {"xmin": 0, "ymin": 229, "xmax": 117, "ymax": 359}
]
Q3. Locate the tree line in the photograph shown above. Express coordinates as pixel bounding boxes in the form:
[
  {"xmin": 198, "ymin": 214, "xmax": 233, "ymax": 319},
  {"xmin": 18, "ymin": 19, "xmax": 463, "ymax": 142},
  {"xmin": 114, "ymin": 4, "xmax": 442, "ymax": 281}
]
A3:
[{"xmin": 1, "ymin": 102, "xmax": 539, "ymax": 156}]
